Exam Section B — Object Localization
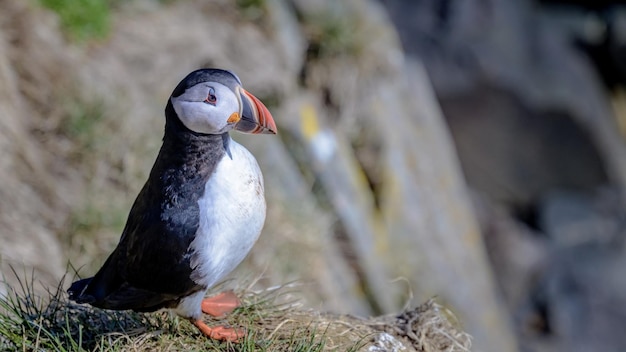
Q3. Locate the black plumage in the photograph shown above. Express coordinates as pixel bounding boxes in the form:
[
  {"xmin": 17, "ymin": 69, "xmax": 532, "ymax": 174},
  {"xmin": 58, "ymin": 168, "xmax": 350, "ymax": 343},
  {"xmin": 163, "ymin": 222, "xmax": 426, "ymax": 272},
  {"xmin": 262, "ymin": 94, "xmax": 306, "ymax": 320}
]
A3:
[{"xmin": 69, "ymin": 100, "xmax": 229, "ymax": 311}]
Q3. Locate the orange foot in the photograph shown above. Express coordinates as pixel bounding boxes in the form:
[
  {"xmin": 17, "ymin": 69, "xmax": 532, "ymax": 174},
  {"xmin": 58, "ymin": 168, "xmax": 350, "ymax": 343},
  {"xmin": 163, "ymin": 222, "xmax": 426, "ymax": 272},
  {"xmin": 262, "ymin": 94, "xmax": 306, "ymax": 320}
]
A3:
[
  {"xmin": 193, "ymin": 319, "xmax": 245, "ymax": 342},
  {"xmin": 201, "ymin": 291, "xmax": 241, "ymax": 317}
]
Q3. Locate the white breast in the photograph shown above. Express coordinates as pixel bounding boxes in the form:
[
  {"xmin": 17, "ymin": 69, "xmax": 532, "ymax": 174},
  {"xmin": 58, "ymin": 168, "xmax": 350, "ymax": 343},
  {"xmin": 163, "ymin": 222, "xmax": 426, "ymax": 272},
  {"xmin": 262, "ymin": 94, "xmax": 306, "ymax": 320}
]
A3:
[{"xmin": 188, "ymin": 138, "xmax": 266, "ymax": 288}]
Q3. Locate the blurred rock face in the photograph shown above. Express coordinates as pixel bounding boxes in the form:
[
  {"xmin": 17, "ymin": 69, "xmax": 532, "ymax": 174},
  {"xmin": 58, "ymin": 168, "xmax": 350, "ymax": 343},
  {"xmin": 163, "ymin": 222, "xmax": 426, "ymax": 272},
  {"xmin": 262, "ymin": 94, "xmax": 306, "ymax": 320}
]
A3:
[
  {"xmin": 382, "ymin": 0, "xmax": 626, "ymax": 351},
  {"xmin": 0, "ymin": 0, "xmax": 69, "ymax": 294},
  {"xmin": 381, "ymin": 0, "xmax": 624, "ymax": 201},
  {"xmin": 442, "ymin": 89, "xmax": 607, "ymax": 208},
  {"xmin": 0, "ymin": 0, "xmax": 534, "ymax": 351}
]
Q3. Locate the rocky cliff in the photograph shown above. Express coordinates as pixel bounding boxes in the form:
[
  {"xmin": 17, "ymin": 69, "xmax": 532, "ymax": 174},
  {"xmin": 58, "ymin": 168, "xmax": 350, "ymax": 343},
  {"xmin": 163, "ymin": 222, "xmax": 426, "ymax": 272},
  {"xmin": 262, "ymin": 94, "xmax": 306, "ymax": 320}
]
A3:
[{"xmin": 11, "ymin": 1, "xmax": 625, "ymax": 351}]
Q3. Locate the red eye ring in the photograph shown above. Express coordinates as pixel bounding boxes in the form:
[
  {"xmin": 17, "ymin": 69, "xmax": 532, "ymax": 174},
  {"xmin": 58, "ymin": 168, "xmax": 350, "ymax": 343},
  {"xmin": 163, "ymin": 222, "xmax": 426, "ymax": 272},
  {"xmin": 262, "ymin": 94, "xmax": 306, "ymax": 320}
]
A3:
[{"xmin": 204, "ymin": 87, "xmax": 217, "ymax": 105}]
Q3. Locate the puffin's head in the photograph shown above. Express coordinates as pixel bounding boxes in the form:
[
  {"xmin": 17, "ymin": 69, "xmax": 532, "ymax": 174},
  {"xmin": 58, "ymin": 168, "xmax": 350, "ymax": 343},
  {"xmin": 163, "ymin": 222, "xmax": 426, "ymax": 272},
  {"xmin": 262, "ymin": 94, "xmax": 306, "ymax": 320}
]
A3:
[{"xmin": 169, "ymin": 68, "xmax": 277, "ymax": 135}]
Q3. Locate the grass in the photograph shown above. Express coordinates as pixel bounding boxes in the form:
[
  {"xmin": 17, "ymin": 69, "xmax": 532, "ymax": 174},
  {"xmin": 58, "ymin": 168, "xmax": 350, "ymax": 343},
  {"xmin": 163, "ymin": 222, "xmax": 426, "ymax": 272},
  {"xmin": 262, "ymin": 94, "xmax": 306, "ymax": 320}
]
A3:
[
  {"xmin": 236, "ymin": 0, "xmax": 267, "ymax": 21},
  {"xmin": 0, "ymin": 270, "xmax": 472, "ymax": 351},
  {"xmin": 38, "ymin": 0, "xmax": 111, "ymax": 42},
  {"xmin": 0, "ymin": 270, "xmax": 152, "ymax": 351},
  {"xmin": 61, "ymin": 99, "xmax": 108, "ymax": 153},
  {"xmin": 0, "ymin": 273, "xmax": 366, "ymax": 351},
  {"xmin": 299, "ymin": 8, "xmax": 363, "ymax": 60}
]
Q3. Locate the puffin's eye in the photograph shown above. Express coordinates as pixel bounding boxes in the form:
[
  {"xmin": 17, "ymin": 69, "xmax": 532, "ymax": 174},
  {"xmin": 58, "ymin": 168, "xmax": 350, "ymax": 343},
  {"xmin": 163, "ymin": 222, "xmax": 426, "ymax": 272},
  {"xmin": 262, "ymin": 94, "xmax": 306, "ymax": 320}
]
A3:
[{"xmin": 204, "ymin": 87, "xmax": 217, "ymax": 105}]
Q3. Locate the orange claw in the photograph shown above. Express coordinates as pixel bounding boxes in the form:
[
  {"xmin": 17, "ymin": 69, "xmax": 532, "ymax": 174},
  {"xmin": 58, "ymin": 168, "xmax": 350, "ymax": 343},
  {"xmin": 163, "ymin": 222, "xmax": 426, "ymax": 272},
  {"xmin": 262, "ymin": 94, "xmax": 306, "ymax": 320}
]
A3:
[
  {"xmin": 193, "ymin": 319, "xmax": 245, "ymax": 342},
  {"xmin": 201, "ymin": 291, "xmax": 241, "ymax": 317}
]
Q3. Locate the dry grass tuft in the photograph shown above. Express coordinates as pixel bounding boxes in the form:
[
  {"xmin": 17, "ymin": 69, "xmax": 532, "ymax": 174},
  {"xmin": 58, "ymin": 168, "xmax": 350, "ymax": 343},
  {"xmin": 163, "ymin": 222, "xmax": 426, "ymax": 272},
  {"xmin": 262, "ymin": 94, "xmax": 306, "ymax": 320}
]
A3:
[
  {"xmin": 0, "ymin": 271, "xmax": 471, "ymax": 351},
  {"xmin": 371, "ymin": 299, "xmax": 472, "ymax": 351}
]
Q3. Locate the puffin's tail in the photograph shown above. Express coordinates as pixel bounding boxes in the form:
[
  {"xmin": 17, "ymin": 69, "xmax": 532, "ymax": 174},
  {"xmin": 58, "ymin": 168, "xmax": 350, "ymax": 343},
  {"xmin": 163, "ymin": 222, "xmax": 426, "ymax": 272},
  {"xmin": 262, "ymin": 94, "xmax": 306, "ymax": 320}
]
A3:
[{"xmin": 68, "ymin": 277, "xmax": 95, "ymax": 304}]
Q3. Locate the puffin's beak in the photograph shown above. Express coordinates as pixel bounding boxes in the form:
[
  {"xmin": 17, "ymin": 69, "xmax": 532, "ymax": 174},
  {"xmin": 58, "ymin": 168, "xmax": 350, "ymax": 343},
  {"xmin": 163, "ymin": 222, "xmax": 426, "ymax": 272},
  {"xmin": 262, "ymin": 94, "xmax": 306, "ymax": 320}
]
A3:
[{"xmin": 235, "ymin": 88, "xmax": 277, "ymax": 134}]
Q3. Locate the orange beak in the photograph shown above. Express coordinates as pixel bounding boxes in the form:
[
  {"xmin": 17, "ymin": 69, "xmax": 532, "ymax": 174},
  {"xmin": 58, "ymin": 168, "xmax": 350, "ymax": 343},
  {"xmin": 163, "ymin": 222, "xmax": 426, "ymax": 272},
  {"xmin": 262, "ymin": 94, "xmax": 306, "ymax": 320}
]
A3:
[{"xmin": 235, "ymin": 88, "xmax": 277, "ymax": 135}]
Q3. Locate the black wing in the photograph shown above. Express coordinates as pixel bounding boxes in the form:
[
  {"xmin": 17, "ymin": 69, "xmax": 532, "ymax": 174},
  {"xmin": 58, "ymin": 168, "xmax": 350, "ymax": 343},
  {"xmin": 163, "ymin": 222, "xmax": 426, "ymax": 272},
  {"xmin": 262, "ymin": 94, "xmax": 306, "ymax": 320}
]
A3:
[
  {"xmin": 68, "ymin": 179, "xmax": 204, "ymax": 311},
  {"xmin": 67, "ymin": 118, "xmax": 228, "ymax": 311}
]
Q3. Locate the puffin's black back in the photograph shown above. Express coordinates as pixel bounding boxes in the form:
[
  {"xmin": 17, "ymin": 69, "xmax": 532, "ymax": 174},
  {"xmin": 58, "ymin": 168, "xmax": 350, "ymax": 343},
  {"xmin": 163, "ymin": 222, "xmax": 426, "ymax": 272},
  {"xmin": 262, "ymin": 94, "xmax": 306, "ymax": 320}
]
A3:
[{"xmin": 68, "ymin": 69, "xmax": 234, "ymax": 311}]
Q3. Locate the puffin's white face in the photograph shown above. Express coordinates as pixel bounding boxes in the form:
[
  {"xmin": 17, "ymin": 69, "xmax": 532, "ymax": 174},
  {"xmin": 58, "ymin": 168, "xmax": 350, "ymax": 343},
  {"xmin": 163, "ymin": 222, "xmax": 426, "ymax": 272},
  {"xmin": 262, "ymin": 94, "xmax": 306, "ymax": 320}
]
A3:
[{"xmin": 170, "ymin": 82, "xmax": 241, "ymax": 134}]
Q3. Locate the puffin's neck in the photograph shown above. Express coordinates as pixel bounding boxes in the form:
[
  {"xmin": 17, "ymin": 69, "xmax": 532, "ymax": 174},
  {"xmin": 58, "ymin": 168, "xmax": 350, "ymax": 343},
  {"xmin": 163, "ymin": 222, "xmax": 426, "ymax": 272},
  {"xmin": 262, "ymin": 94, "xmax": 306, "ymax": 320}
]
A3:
[{"xmin": 153, "ymin": 102, "xmax": 231, "ymax": 195}]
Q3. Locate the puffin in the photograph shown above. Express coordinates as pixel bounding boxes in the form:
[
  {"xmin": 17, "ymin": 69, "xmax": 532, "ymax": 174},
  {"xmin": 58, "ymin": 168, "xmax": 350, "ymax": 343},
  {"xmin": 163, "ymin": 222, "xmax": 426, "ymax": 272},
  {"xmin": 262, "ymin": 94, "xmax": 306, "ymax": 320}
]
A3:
[{"xmin": 68, "ymin": 68, "xmax": 277, "ymax": 342}]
